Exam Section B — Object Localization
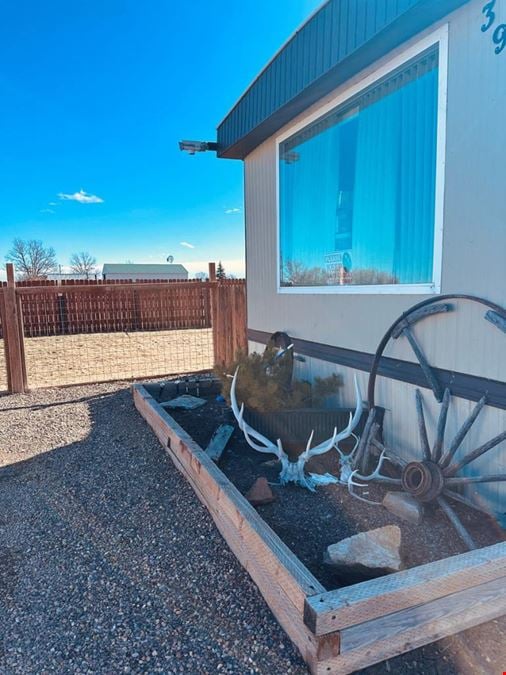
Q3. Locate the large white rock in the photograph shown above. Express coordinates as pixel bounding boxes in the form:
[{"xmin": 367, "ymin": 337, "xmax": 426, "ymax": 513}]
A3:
[{"xmin": 325, "ymin": 526, "xmax": 403, "ymax": 580}]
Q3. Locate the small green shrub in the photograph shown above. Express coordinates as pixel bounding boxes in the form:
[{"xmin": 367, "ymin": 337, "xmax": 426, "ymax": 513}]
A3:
[{"xmin": 215, "ymin": 349, "xmax": 342, "ymax": 413}]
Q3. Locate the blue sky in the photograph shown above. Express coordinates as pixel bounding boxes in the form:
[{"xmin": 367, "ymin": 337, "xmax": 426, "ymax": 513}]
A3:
[{"xmin": 0, "ymin": 0, "xmax": 321, "ymax": 279}]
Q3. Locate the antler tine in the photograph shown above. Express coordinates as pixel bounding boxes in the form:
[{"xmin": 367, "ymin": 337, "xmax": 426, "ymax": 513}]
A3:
[
  {"xmin": 351, "ymin": 450, "xmax": 402, "ymax": 485},
  {"xmin": 349, "ymin": 432, "xmax": 360, "ymax": 458},
  {"xmin": 334, "ymin": 375, "xmax": 363, "ymax": 444},
  {"xmin": 242, "ymin": 423, "xmax": 279, "ymax": 455},
  {"xmin": 303, "ymin": 427, "xmax": 338, "ymax": 460},
  {"xmin": 230, "ymin": 367, "xmax": 280, "ymax": 455},
  {"xmin": 305, "ymin": 430, "xmax": 315, "ymax": 454},
  {"xmin": 347, "ymin": 470, "xmax": 383, "ymax": 505}
]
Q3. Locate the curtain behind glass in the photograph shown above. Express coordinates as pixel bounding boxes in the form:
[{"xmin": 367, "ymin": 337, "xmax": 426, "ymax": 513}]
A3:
[{"xmin": 279, "ymin": 51, "xmax": 439, "ymax": 287}]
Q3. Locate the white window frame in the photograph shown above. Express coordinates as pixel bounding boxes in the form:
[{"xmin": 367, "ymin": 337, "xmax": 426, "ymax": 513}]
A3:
[{"xmin": 276, "ymin": 24, "xmax": 448, "ymax": 296}]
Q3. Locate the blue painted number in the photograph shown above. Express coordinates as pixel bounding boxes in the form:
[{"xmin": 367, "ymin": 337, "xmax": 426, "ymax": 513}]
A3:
[
  {"xmin": 482, "ymin": 0, "xmax": 496, "ymax": 32},
  {"xmin": 493, "ymin": 23, "xmax": 506, "ymax": 53}
]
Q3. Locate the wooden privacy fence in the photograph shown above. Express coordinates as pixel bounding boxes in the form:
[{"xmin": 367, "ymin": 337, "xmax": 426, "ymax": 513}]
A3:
[
  {"xmin": 0, "ymin": 263, "xmax": 247, "ymax": 393},
  {"xmin": 0, "ymin": 277, "xmax": 212, "ymax": 337}
]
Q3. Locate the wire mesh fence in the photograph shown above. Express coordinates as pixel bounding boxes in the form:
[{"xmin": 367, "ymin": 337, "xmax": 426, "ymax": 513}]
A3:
[
  {"xmin": 0, "ymin": 291, "xmax": 7, "ymax": 391},
  {"xmin": 0, "ymin": 272, "xmax": 246, "ymax": 392}
]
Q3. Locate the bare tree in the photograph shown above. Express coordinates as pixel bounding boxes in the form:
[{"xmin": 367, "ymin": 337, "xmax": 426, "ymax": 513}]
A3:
[
  {"xmin": 70, "ymin": 251, "xmax": 97, "ymax": 279},
  {"xmin": 281, "ymin": 260, "xmax": 327, "ymax": 286},
  {"xmin": 194, "ymin": 271, "xmax": 207, "ymax": 280},
  {"xmin": 6, "ymin": 238, "xmax": 57, "ymax": 279}
]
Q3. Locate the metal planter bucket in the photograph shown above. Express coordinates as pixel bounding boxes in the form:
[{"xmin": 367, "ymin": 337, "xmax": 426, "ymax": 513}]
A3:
[{"xmin": 243, "ymin": 407, "xmax": 368, "ymax": 461}]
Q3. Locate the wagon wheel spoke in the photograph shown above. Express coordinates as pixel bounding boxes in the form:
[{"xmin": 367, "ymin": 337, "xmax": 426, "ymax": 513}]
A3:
[
  {"xmin": 437, "ymin": 496, "xmax": 477, "ymax": 551},
  {"xmin": 432, "ymin": 388, "xmax": 450, "ymax": 464},
  {"xmin": 415, "ymin": 389, "xmax": 431, "ymax": 461},
  {"xmin": 353, "ymin": 408, "xmax": 376, "ymax": 474},
  {"xmin": 443, "ymin": 489, "xmax": 493, "ymax": 516},
  {"xmin": 389, "ymin": 304, "xmax": 452, "ymax": 403},
  {"xmin": 445, "ymin": 474, "xmax": 506, "ymax": 486},
  {"xmin": 444, "ymin": 430, "xmax": 506, "ymax": 477},
  {"xmin": 403, "ymin": 328, "xmax": 444, "ymax": 402},
  {"xmin": 439, "ymin": 395, "xmax": 487, "ymax": 469}
]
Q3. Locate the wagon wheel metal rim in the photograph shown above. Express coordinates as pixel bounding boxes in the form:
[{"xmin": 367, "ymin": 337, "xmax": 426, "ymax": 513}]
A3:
[{"xmin": 364, "ymin": 294, "xmax": 506, "ymax": 551}]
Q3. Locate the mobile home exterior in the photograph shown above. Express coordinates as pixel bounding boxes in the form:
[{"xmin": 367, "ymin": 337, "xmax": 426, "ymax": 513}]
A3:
[{"xmin": 217, "ymin": 0, "xmax": 506, "ymax": 518}]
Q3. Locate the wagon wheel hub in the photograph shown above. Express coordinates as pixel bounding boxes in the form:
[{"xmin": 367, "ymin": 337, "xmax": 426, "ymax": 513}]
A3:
[{"xmin": 401, "ymin": 461, "xmax": 444, "ymax": 503}]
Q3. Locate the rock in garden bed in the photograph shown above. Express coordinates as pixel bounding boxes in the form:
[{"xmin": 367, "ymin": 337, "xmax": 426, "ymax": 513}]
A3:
[
  {"xmin": 324, "ymin": 525, "xmax": 403, "ymax": 583},
  {"xmin": 246, "ymin": 477, "xmax": 277, "ymax": 506}
]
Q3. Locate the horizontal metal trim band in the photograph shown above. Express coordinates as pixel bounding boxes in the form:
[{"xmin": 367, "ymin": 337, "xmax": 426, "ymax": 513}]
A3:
[{"xmin": 248, "ymin": 329, "xmax": 506, "ymax": 410}]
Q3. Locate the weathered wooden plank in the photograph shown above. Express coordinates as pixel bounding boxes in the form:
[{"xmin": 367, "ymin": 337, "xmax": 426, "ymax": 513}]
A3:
[
  {"xmin": 316, "ymin": 576, "xmax": 506, "ymax": 674},
  {"xmin": 206, "ymin": 424, "xmax": 234, "ymax": 461},
  {"xmin": 132, "ymin": 384, "xmax": 325, "ymax": 614},
  {"xmin": 342, "ymin": 574, "xmax": 506, "ymax": 652},
  {"xmin": 304, "ymin": 542, "xmax": 506, "ymax": 634}
]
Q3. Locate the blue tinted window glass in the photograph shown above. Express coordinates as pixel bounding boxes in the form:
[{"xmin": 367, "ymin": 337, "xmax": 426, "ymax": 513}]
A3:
[{"xmin": 279, "ymin": 48, "xmax": 439, "ymax": 287}]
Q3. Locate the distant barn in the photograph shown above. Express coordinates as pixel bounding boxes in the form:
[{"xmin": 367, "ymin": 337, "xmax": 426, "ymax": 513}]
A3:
[{"xmin": 102, "ymin": 263, "xmax": 188, "ymax": 281}]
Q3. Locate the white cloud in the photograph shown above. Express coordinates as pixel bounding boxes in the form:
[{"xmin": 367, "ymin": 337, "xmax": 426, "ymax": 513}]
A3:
[
  {"xmin": 224, "ymin": 207, "xmax": 241, "ymax": 214},
  {"xmin": 48, "ymin": 202, "xmax": 57, "ymax": 206},
  {"xmin": 180, "ymin": 241, "xmax": 195, "ymax": 249},
  {"xmin": 40, "ymin": 208, "xmax": 55, "ymax": 214},
  {"xmin": 58, "ymin": 189, "xmax": 104, "ymax": 204}
]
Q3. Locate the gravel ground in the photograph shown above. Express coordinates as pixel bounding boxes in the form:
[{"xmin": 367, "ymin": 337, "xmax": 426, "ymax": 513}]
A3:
[
  {"xmin": 0, "ymin": 382, "xmax": 305, "ymax": 674},
  {"xmin": 0, "ymin": 382, "xmax": 504, "ymax": 675}
]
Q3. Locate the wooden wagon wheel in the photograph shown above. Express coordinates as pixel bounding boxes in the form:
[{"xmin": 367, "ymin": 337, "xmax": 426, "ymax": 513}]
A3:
[{"xmin": 354, "ymin": 294, "xmax": 506, "ymax": 550}]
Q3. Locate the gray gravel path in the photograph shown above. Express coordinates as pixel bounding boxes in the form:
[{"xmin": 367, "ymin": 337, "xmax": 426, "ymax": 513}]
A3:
[{"xmin": 0, "ymin": 383, "xmax": 306, "ymax": 674}]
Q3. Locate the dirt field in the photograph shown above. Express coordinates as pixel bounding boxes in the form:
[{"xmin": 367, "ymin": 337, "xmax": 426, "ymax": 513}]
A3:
[{"xmin": 0, "ymin": 329, "xmax": 213, "ymax": 390}]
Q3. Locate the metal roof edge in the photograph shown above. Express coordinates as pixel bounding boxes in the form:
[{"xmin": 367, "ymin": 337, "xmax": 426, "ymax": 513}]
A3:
[
  {"xmin": 217, "ymin": 0, "xmax": 470, "ymax": 160},
  {"xmin": 216, "ymin": 0, "xmax": 330, "ymax": 129}
]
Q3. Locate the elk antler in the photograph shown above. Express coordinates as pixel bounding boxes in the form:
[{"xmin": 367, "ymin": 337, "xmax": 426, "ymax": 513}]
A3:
[
  {"xmin": 230, "ymin": 367, "xmax": 286, "ymax": 461},
  {"xmin": 230, "ymin": 367, "xmax": 364, "ymax": 491},
  {"xmin": 334, "ymin": 375, "xmax": 364, "ymax": 448}
]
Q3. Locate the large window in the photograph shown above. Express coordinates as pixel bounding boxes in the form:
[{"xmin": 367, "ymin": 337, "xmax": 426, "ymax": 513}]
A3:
[{"xmin": 278, "ymin": 43, "xmax": 442, "ymax": 292}]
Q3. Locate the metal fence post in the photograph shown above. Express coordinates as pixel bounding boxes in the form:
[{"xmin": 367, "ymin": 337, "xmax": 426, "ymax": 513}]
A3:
[
  {"xmin": 208, "ymin": 262, "xmax": 220, "ymax": 365},
  {"xmin": 3, "ymin": 263, "xmax": 27, "ymax": 393}
]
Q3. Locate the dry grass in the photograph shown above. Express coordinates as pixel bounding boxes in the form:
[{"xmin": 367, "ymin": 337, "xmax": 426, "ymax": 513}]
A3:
[{"xmin": 0, "ymin": 329, "xmax": 213, "ymax": 390}]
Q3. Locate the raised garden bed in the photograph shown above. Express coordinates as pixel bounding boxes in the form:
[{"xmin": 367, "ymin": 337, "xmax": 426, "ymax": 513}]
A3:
[{"xmin": 133, "ymin": 381, "xmax": 506, "ymax": 674}]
